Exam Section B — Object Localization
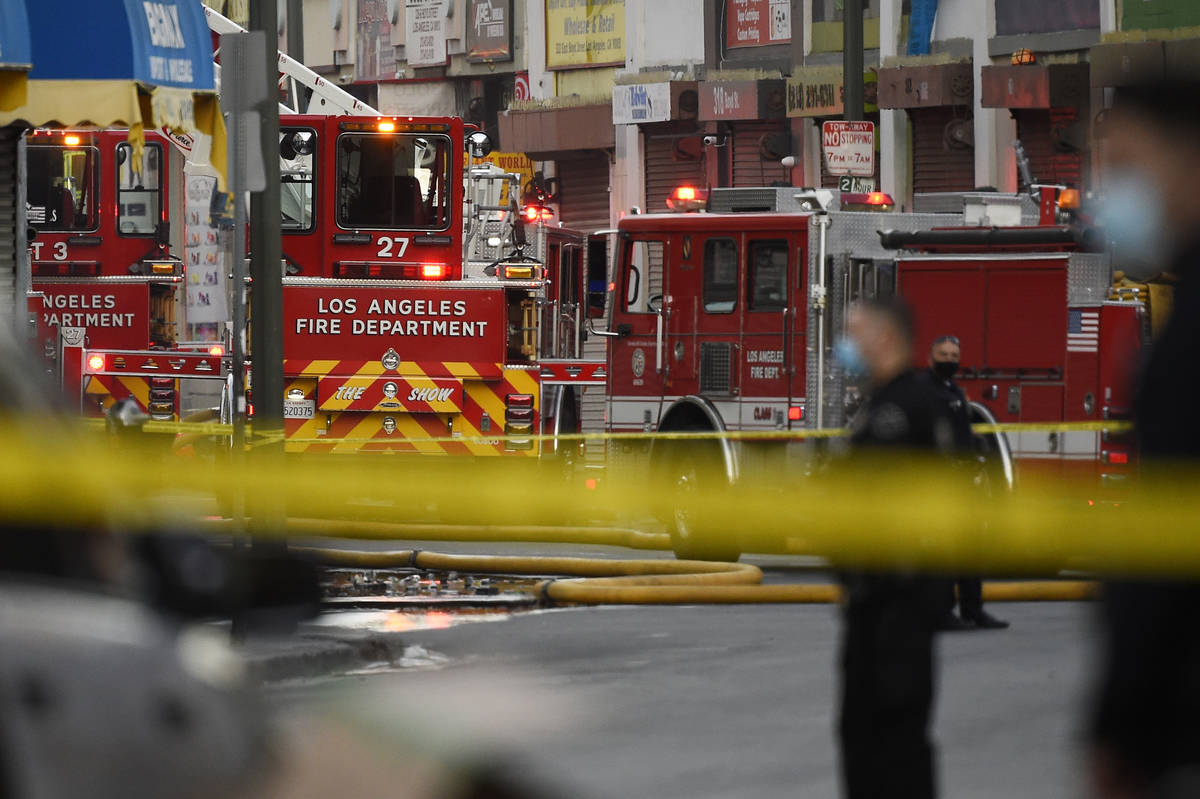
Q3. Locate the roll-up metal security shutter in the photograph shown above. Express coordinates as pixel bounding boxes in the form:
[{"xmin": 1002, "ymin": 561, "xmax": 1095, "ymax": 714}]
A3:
[
  {"xmin": 0, "ymin": 128, "xmax": 20, "ymax": 332},
  {"xmin": 644, "ymin": 124, "xmax": 706, "ymax": 214},
  {"xmin": 820, "ymin": 113, "xmax": 882, "ymax": 189},
  {"xmin": 1015, "ymin": 108, "xmax": 1084, "ymax": 191},
  {"xmin": 732, "ymin": 120, "xmax": 790, "ymax": 188},
  {"xmin": 555, "ymin": 151, "xmax": 611, "ymax": 233},
  {"xmin": 556, "ymin": 150, "xmax": 615, "ymax": 462},
  {"xmin": 910, "ymin": 106, "xmax": 976, "ymax": 193}
]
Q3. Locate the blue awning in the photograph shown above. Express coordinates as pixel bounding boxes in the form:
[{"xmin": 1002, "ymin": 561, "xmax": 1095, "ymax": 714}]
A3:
[
  {"xmin": 1, "ymin": 0, "xmax": 225, "ymax": 186},
  {"xmin": 26, "ymin": 0, "xmax": 213, "ymax": 91},
  {"xmin": 0, "ymin": 0, "xmax": 32, "ymax": 69},
  {"xmin": 0, "ymin": 0, "xmax": 33, "ymax": 110}
]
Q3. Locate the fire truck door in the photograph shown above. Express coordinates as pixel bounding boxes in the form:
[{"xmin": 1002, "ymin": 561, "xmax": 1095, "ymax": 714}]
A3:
[
  {"xmin": 739, "ymin": 236, "xmax": 795, "ymax": 428},
  {"xmin": 662, "ymin": 233, "xmax": 740, "ymax": 422},
  {"xmin": 609, "ymin": 235, "xmax": 669, "ymax": 431}
]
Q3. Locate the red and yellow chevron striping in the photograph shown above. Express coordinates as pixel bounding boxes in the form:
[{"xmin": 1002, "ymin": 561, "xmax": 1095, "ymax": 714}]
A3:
[
  {"xmin": 82, "ymin": 374, "xmax": 152, "ymax": 417},
  {"xmin": 283, "ymin": 361, "xmax": 542, "ymax": 456}
]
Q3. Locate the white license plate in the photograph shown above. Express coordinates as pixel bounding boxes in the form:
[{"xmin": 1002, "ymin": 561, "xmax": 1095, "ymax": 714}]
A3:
[{"xmin": 283, "ymin": 399, "xmax": 315, "ymax": 419}]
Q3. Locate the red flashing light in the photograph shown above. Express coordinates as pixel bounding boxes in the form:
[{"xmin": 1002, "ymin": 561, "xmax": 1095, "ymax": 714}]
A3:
[
  {"xmin": 666, "ymin": 185, "xmax": 708, "ymax": 212},
  {"xmin": 208, "ymin": 345, "xmax": 224, "ymax": 356},
  {"xmin": 841, "ymin": 192, "xmax": 896, "ymax": 211},
  {"xmin": 787, "ymin": 406, "xmax": 803, "ymax": 421},
  {"xmin": 1108, "ymin": 451, "xmax": 1129, "ymax": 465},
  {"xmin": 86, "ymin": 354, "xmax": 105, "ymax": 372},
  {"xmin": 506, "ymin": 393, "xmax": 534, "ymax": 408},
  {"xmin": 334, "ymin": 261, "xmax": 451, "ymax": 280},
  {"xmin": 585, "ymin": 478, "xmax": 597, "ymax": 490},
  {"xmin": 522, "ymin": 204, "xmax": 554, "ymax": 223}
]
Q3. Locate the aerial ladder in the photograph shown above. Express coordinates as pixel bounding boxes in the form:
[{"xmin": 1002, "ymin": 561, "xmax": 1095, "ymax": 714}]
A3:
[{"xmin": 201, "ymin": 5, "xmax": 379, "ymax": 117}]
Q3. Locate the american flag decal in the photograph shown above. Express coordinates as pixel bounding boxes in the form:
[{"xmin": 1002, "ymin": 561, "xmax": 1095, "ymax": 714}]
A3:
[{"xmin": 1067, "ymin": 309, "xmax": 1099, "ymax": 353}]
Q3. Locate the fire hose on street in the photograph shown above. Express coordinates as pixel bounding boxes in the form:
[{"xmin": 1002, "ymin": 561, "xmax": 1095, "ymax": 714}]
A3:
[{"xmin": 292, "ymin": 544, "xmax": 1098, "ymax": 606}]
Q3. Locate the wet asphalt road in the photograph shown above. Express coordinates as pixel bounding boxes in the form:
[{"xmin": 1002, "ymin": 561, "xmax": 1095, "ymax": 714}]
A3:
[{"xmin": 271, "ymin": 545, "xmax": 1095, "ymax": 799}]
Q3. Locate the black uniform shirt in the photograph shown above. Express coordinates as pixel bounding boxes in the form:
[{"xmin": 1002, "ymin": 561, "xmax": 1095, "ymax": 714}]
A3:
[
  {"xmin": 920, "ymin": 370, "xmax": 974, "ymax": 454},
  {"xmin": 849, "ymin": 368, "xmax": 957, "ymax": 455},
  {"xmin": 840, "ymin": 368, "xmax": 957, "ymax": 600}
]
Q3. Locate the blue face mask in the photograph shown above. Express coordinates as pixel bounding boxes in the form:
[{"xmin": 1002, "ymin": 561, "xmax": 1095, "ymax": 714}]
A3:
[
  {"xmin": 1096, "ymin": 169, "xmax": 1170, "ymax": 279},
  {"xmin": 834, "ymin": 336, "xmax": 869, "ymax": 379}
]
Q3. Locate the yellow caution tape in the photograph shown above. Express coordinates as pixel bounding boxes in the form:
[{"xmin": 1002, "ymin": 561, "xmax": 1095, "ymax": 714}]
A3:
[{"xmin": 0, "ymin": 419, "xmax": 1185, "ymax": 577}]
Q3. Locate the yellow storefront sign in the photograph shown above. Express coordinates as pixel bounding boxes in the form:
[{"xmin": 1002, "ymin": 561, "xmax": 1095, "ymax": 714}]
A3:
[
  {"xmin": 546, "ymin": 0, "xmax": 625, "ymax": 70},
  {"xmin": 467, "ymin": 151, "xmax": 535, "ymax": 204},
  {"xmin": 786, "ymin": 67, "xmax": 878, "ymax": 118}
]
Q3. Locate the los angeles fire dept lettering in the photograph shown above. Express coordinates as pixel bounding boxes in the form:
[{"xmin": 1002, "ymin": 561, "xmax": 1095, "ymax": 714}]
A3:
[
  {"xmin": 294, "ymin": 296, "xmax": 488, "ymax": 338},
  {"xmin": 41, "ymin": 293, "xmax": 136, "ymax": 328}
]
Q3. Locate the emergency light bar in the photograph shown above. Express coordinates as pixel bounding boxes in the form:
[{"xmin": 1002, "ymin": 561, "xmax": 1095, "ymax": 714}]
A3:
[
  {"xmin": 334, "ymin": 261, "xmax": 450, "ymax": 280},
  {"xmin": 840, "ymin": 192, "xmax": 896, "ymax": 211},
  {"xmin": 31, "ymin": 262, "xmax": 100, "ymax": 277},
  {"xmin": 338, "ymin": 120, "xmax": 451, "ymax": 133},
  {"xmin": 522, "ymin": 204, "xmax": 554, "ymax": 223},
  {"xmin": 28, "ymin": 130, "xmax": 94, "ymax": 145},
  {"xmin": 666, "ymin": 185, "xmax": 709, "ymax": 212}
]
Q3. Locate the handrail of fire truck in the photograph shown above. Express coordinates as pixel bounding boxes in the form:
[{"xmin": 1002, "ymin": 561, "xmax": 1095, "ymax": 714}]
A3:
[{"xmin": 202, "ymin": 5, "xmax": 380, "ymax": 117}]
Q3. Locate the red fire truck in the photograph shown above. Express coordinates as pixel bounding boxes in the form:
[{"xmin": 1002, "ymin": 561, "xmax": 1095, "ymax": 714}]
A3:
[
  {"xmin": 273, "ymin": 115, "xmax": 599, "ymax": 455},
  {"xmin": 25, "ymin": 127, "xmax": 186, "ymax": 418},
  {"xmin": 599, "ymin": 185, "xmax": 1158, "ymax": 559}
]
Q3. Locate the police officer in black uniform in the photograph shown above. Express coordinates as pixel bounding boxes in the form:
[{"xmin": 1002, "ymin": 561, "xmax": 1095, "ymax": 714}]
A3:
[
  {"xmin": 924, "ymin": 335, "xmax": 1009, "ymax": 631},
  {"xmin": 834, "ymin": 298, "xmax": 956, "ymax": 799}
]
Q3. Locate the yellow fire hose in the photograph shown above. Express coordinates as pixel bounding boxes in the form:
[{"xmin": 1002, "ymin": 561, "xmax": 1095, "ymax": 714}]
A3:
[
  {"xmin": 278, "ymin": 518, "xmax": 672, "ymax": 551},
  {"xmin": 293, "ymin": 545, "xmax": 1097, "ymax": 606}
]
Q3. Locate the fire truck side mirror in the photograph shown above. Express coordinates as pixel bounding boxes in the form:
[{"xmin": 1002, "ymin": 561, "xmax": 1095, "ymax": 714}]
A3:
[{"xmin": 466, "ymin": 131, "xmax": 493, "ymax": 159}]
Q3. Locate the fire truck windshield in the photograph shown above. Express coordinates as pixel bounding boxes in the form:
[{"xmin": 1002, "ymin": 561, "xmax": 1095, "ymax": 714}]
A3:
[
  {"xmin": 116, "ymin": 142, "xmax": 162, "ymax": 236},
  {"xmin": 26, "ymin": 144, "xmax": 98, "ymax": 232},
  {"xmin": 336, "ymin": 132, "xmax": 451, "ymax": 231}
]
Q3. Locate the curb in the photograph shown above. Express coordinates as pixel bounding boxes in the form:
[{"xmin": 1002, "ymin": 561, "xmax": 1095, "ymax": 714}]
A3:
[{"xmin": 238, "ymin": 628, "xmax": 409, "ymax": 683}]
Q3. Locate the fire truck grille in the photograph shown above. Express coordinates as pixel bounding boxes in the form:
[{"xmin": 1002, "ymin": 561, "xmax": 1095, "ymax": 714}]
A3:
[{"xmin": 699, "ymin": 342, "xmax": 733, "ymax": 395}]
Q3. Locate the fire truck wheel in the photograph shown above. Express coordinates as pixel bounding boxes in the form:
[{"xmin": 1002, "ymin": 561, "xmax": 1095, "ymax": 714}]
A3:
[{"xmin": 664, "ymin": 441, "xmax": 741, "ymax": 563}]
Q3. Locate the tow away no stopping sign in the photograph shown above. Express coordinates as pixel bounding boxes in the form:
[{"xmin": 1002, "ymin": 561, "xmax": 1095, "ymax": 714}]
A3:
[{"xmin": 822, "ymin": 121, "xmax": 875, "ymax": 177}]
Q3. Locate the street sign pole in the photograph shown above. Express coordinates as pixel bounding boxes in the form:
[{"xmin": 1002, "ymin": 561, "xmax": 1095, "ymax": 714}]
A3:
[
  {"xmin": 249, "ymin": 0, "xmax": 283, "ymax": 461},
  {"xmin": 843, "ymin": 0, "xmax": 864, "ymax": 123},
  {"xmin": 219, "ymin": 32, "xmax": 267, "ymax": 456}
]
